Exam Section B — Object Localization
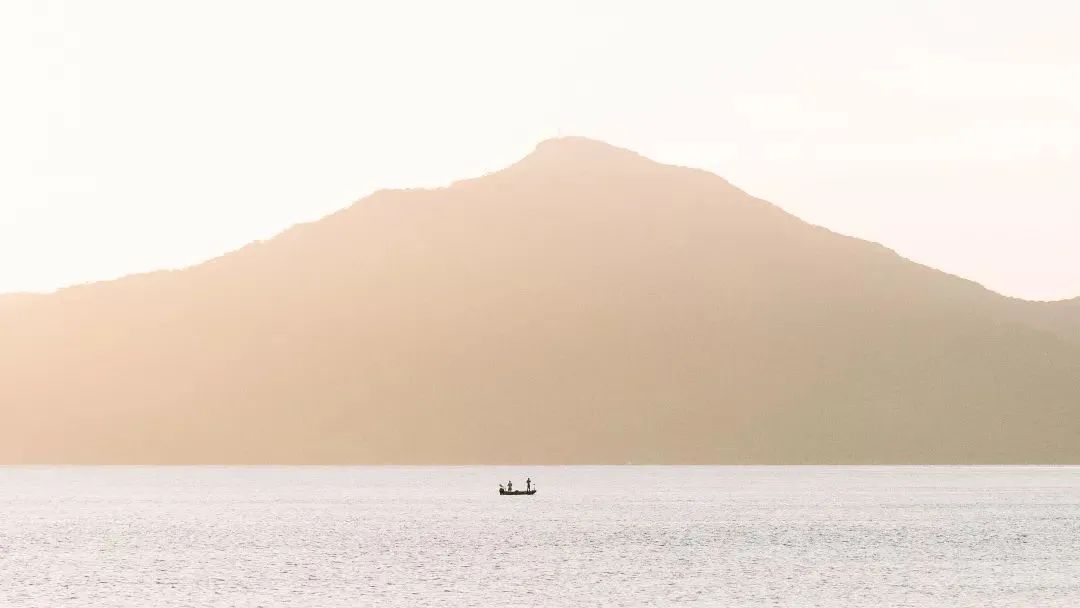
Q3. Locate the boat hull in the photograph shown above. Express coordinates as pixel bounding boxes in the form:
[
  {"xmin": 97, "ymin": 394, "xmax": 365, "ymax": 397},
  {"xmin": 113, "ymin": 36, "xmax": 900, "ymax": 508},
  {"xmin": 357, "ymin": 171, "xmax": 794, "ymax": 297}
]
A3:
[{"xmin": 499, "ymin": 489, "xmax": 536, "ymax": 495}]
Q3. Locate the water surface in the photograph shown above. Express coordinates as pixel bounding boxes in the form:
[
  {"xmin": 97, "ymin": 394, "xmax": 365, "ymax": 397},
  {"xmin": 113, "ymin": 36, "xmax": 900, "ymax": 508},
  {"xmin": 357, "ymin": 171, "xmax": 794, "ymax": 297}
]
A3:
[{"xmin": 2, "ymin": 466, "xmax": 1079, "ymax": 607}]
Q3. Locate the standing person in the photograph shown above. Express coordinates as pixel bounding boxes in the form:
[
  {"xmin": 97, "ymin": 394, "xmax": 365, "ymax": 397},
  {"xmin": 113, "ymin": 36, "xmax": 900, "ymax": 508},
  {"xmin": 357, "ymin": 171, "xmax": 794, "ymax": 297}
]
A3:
[
  {"xmin": 526, "ymin": 477, "xmax": 532, "ymax": 491},
  {"xmin": 507, "ymin": 480, "xmax": 513, "ymax": 492}
]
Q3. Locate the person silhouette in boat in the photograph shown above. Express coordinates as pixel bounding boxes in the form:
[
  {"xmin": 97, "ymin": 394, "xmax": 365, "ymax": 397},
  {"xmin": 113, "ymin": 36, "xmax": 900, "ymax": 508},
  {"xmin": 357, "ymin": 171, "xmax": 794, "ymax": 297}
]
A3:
[
  {"xmin": 507, "ymin": 480, "xmax": 513, "ymax": 492},
  {"xmin": 526, "ymin": 477, "xmax": 532, "ymax": 492}
]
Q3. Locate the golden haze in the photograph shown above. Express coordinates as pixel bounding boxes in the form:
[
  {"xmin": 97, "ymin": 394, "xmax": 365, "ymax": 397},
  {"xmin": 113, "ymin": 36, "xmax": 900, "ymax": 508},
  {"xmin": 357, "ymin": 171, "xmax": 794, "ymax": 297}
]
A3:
[{"xmin": 1, "ymin": 138, "xmax": 1079, "ymax": 463}]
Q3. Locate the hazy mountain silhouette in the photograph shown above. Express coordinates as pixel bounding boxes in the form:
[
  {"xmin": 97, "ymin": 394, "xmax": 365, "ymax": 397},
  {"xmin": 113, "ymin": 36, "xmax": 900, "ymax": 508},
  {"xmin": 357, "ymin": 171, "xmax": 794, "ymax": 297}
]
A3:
[{"xmin": 2, "ymin": 137, "xmax": 1079, "ymax": 463}]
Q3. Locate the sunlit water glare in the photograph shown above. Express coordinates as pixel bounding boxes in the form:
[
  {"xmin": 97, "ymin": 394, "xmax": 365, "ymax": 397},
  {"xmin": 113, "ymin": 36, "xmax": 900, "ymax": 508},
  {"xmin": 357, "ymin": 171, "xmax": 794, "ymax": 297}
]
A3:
[{"xmin": 2, "ymin": 466, "xmax": 1078, "ymax": 607}]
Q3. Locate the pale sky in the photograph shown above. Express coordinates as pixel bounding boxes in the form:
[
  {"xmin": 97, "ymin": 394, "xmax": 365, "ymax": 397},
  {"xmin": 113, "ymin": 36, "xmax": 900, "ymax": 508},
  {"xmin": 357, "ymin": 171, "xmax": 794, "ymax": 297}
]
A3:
[{"xmin": 2, "ymin": 0, "xmax": 1078, "ymax": 300}]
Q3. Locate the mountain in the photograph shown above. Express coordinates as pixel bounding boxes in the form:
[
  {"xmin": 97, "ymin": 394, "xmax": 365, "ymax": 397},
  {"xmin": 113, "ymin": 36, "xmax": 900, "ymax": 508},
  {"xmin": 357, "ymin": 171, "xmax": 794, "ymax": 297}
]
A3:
[
  {"xmin": 1021, "ymin": 297, "xmax": 1080, "ymax": 344},
  {"xmin": 2, "ymin": 137, "xmax": 1079, "ymax": 463}
]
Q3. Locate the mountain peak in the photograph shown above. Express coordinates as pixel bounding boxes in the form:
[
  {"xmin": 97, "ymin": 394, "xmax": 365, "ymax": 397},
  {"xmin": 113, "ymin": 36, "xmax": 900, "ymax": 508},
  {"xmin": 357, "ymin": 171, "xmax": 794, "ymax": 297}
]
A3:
[
  {"xmin": 514, "ymin": 136, "xmax": 652, "ymax": 173},
  {"xmin": 533, "ymin": 135, "xmax": 635, "ymax": 153}
]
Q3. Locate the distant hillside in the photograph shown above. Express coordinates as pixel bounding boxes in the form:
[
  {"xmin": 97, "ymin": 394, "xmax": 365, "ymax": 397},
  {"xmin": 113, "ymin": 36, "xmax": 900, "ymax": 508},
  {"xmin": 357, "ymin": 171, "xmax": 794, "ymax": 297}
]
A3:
[
  {"xmin": 0, "ymin": 293, "xmax": 40, "ymax": 313},
  {"xmin": 1, "ymin": 137, "xmax": 1078, "ymax": 463},
  {"xmin": 1019, "ymin": 298, "xmax": 1080, "ymax": 345}
]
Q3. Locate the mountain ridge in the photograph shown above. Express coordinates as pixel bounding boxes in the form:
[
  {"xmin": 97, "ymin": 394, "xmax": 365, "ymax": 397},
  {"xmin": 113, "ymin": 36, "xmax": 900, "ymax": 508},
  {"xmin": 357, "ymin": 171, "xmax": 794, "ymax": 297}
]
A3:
[
  {"xmin": 2, "ymin": 137, "xmax": 1078, "ymax": 463},
  {"xmin": 6, "ymin": 138, "xmax": 1075, "ymax": 305}
]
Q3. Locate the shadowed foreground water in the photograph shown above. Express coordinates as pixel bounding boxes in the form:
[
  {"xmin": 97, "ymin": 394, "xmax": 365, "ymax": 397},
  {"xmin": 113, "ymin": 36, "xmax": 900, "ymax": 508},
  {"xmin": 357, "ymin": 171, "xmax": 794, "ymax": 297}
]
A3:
[{"xmin": 1, "ymin": 466, "xmax": 1079, "ymax": 607}]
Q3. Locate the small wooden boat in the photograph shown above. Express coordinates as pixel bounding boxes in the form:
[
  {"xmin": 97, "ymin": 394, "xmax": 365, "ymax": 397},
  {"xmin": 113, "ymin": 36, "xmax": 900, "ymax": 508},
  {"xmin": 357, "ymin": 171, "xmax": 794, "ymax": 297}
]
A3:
[{"xmin": 499, "ymin": 488, "xmax": 536, "ymax": 495}]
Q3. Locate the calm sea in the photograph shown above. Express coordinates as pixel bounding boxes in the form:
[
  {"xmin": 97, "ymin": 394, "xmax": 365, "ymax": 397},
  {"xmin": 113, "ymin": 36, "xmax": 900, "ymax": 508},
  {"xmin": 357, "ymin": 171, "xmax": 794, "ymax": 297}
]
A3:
[{"xmin": 1, "ymin": 466, "xmax": 1078, "ymax": 607}]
